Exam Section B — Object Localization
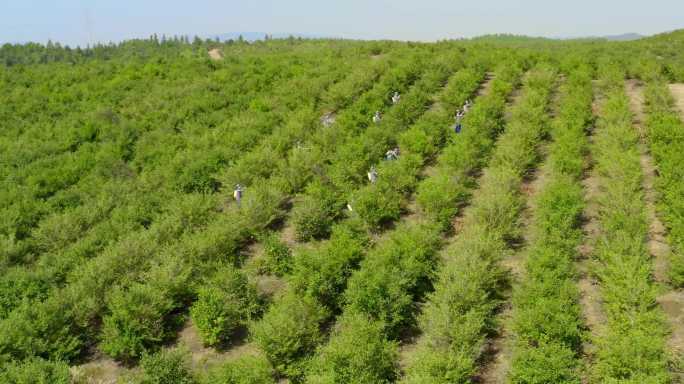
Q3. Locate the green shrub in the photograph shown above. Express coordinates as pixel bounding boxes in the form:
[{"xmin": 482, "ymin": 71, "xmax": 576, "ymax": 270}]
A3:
[
  {"xmin": 100, "ymin": 283, "xmax": 176, "ymax": 362},
  {"xmin": 0, "ymin": 357, "xmax": 70, "ymax": 384},
  {"xmin": 289, "ymin": 221, "xmax": 368, "ymax": 312},
  {"xmin": 292, "ymin": 181, "xmax": 342, "ymax": 241},
  {"xmin": 343, "ymin": 224, "xmax": 441, "ymax": 338},
  {"xmin": 190, "ymin": 265, "xmax": 260, "ymax": 347},
  {"xmin": 351, "ymin": 183, "xmax": 402, "ymax": 230},
  {"xmin": 280, "ymin": 144, "xmax": 324, "ymax": 194},
  {"xmin": 398, "ymin": 126, "xmax": 433, "ymax": 157},
  {"xmin": 183, "ymin": 215, "xmax": 249, "ymax": 265},
  {"xmin": 416, "ymin": 171, "xmax": 467, "ymax": 230},
  {"xmin": 304, "ymin": 314, "xmax": 398, "ymax": 384},
  {"xmin": 173, "ymin": 153, "xmax": 223, "ymax": 193},
  {"xmin": 670, "ymin": 250, "xmax": 684, "ymax": 288},
  {"xmin": 202, "ymin": 355, "xmax": 275, "ymax": 384},
  {"xmin": 259, "ymin": 232, "xmax": 292, "ymax": 276},
  {"xmin": 240, "ymin": 181, "xmax": 287, "ymax": 231},
  {"xmin": 251, "ymin": 293, "xmax": 327, "ymax": 378},
  {"xmin": 138, "ymin": 347, "xmax": 195, "ymax": 384},
  {"xmin": 508, "ymin": 341, "xmax": 580, "ymax": 384},
  {"xmin": 403, "ymin": 229, "xmax": 505, "ymax": 383},
  {"xmin": 0, "ymin": 267, "xmax": 50, "ymax": 319},
  {"xmin": 376, "ymin": 153, "xmax": 422, "ymax": 195},
  {"xmin": 0, "ymin": 295, "xmax": 83, "ymax": 362}
]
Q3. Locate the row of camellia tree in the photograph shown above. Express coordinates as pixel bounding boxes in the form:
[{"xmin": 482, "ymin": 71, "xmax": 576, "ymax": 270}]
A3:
[
  {"xmin": 643, "ymin": 75, "xmax": 684, "ymax": 288},
  {"xmin": 96, "ymin": 46, "xmax": 439, "ymax": 362},
  {"xmin": 0, "ymin": 40, "xmax": 401, "ymax": 372},
  {"xmin": 401, "ymin": 64, "xmax": 556, "ymax": 383},
  {"xmin": 587, "ymin": 63, "xmax": 670, "ymax": 383},
  {"xmin": 505, "ymin": 64, "xmax": 593, "ymax": 382}
]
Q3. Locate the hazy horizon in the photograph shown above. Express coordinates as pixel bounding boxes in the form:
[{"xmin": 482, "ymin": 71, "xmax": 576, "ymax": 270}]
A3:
[{"xmin": 2, "ymin": 0, "xmax": 683, "ymax": 47}]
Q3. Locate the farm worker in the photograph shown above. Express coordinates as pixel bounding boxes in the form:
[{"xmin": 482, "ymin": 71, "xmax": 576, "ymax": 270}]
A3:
[
  {"xmin": 373, "ymin": 111, "xmax": 382, "ymax": 124},
  {"xmin": 368, "ymin": 166, "xmax": 378, "ymax": 184},
  {"xmin": 233, "ymin": 184, "xmax": 244, "ymax": 206},
  {"xmin": 385, "ymin": 147, "xmax": 399, "ymax": 160},
  {"xmin": 392, "ymin": 92, "xmax": 401, "ymax": 105},
  {"xmin": 454, "ymin": 110, "xmax": 465, "ymax": 134},
  {"xmin": 321, "ymin": 112, "xmax": 335, "ymax": 127},
  {"xmin": 463, "ymin": 99, "xmax": 472, "ymax": 113}
]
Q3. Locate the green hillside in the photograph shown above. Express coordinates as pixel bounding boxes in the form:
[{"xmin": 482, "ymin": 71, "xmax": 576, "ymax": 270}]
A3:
[{"xmin": 1, "ymin": 33, "xmax": 684, "ymax": 383}]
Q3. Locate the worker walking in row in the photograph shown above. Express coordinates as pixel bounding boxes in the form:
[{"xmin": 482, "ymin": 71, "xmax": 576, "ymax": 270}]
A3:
[
  {"xmin": 373, "ymin": 111, "xmax": 382, "ymax": 124},
  {"xmin": 463, "ymin": 99, "xmax": 472, "ymax": 114},
  {"xmin": 385, "ymin": 147, "xmax": 400, "ymax": 161},
  {"xmin": 321, "ymin": 112, "xmax": 335, "ymax": 127},
  {"xmin": 368, "ymin": 166, "xmax": 378, "ymax": 184},
  {"xmin": 392, "ymin": 92, "xmax": 401, "ymax": 105},
  {"xmin": 454, "ymin": 110, "xmax": 464, "ymax": 134},
  {"xmin": 233, "ymin": 184, "xmax": 244, "ymax": 207}
]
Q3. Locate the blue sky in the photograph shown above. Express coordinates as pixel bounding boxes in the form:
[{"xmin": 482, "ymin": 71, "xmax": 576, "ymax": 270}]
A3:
[{"xmin": 1, "ymin": 0, "xmax": 683, "ymax": 46}]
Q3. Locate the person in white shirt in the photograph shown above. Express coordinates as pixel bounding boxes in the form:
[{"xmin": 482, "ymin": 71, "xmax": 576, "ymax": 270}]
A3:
[
  {"xmin": 454, "ymin": 110, "xmax": 465, "ymax": 134},
  {"xmin": 367, "ymin": 166, "xmax": 378, "ymax": 183},
  {"xmin": 385, "ymin": 147, "xmax": 400, "ymax": 160},
  {"xmin": 233, "ymin": 184, "xmax": 244, "ymax": 207},
  {"xmin": 373, "ymin": 111, "xmax": 382, "ymax": 124}
]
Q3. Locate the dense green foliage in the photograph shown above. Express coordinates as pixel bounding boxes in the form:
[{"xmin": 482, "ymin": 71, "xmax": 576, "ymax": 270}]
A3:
[
  {"xmin": 403, "ymin": 66, "xmax": 556, "ymax": 382},
  {"xmin": 507, "ymin": 65, "xmax": 594, "ymax": 383},
  {"xmin": 589, "ymin": 65, "xmax": 670, "ymax": 383},
  {"xmin": 2, "ymin": 31, "xmax": 684, "ymax": 382},
  {"xmin": 190, "ymin": 265, "xmax": 260, "ymax": 347},
  {"xmin": 202, "ymin": 355, "xmax": 275, "ymax": 384},
  {"xmin": 137, "ymin": 348, "xmax": 195, "ymax": 384},
  {"xmin": 643, "ymin": 82, "xmax": 684, "ymax": 287},
  {"xmin": 0, "ymin": 357, "xmax": 70, "ymax": 384}
]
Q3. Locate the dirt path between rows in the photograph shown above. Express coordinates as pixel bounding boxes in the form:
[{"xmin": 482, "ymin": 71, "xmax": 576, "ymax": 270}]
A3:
[
  {"xmin": 668, "ymin": 84, "xmax": 684, "ymax": 118},
  {"xmin": 627, "ymin": 80, "xmax": 684, "ymax": 378},
  {"xmin": 70, "ymin": 355, "xmax": 128, "ymax": 384},
  {"xmin": 576, "ymin": 84, "xmax": 608, "ymax": 382}
]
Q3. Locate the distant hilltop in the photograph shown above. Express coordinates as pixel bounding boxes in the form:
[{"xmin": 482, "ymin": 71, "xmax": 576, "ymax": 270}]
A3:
[
  {"xmin": 601, "ymin": 33, "xmax": 644, "ymax": 41},
  {"xmin": 211, "ymin": 31, "xmax": 645, "ymax": 43},
  {"xmin": 207, "ymin": 32, "xmax": 334, "ymax": 42}
]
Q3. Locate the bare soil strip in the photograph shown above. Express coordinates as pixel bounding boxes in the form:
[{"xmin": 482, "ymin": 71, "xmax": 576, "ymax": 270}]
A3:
[
  {"xmin": 668, "ymin": 84, "xmax": 684, "ymax": 118},
  {"xmin": 70, "ymin": 355, "xmax": 127, "ymax": 384},
  {"xmin": 576, "ymin": 84, "xmax": 608, "ymax": 382},
  {"xmin": 627, "ymin": 80, "xmax": 684, "ymax": 375}
]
